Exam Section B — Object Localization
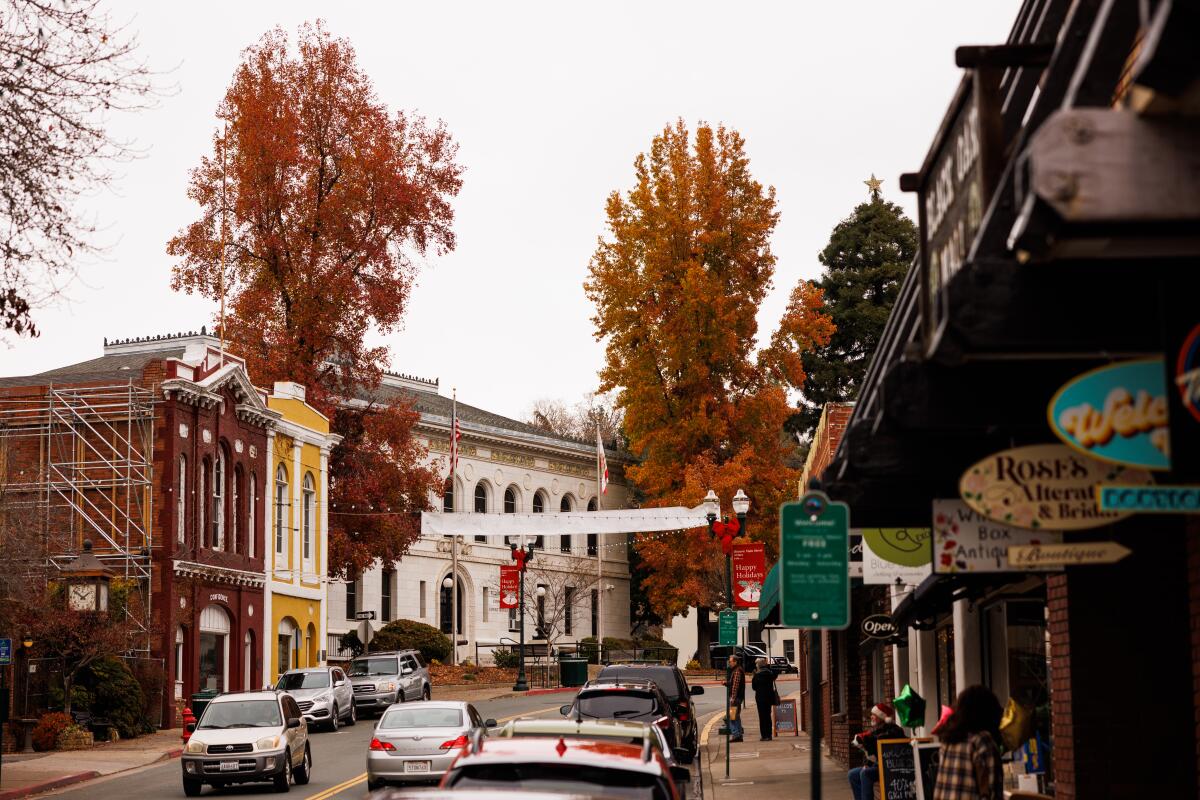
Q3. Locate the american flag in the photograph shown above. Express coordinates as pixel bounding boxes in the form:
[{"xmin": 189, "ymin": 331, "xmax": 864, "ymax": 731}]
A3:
[
  {"xmin": 596, "ymin": 422, "xmax": 608, "ymax": 495},
  {"xmin": 449, "ymin": 395, "xmax": 462, "ymax": 479}
]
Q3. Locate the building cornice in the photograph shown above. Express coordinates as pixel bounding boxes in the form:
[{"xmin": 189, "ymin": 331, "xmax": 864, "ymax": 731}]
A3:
[{"xmin": 174, "ymin": 559, "xmax": 266, "ymax": 588}]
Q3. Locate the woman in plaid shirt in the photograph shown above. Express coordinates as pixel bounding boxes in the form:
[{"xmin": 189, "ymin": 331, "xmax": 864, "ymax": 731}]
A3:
[{"xmin": 933, "ymin": 686, "xmax": 1004, "ymax": 800}]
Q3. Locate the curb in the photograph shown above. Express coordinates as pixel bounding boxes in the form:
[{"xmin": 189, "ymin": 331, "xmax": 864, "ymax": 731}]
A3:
[
  {"xmin": 0, "ymin": 771, "xmax": 101, "ymax": 800},
  {"xmin": 522, "ymin": 686, "xmax": 576, "ymax": 696}
]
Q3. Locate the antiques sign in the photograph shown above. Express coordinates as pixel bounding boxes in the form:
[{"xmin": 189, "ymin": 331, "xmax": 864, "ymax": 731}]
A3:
[{"xmin": 932, "ymin": 500, "xmax": 1062, "ymax": 573}]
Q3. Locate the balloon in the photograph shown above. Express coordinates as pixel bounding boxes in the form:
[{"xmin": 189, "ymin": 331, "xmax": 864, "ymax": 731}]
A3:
[
  {"xmin": 892, "ymin": 684, "xmax": 927, "ymax": 728},
  {"xmin": 931, "ymin": 705, "xmax": 953, "ymax": 735},
  {"xmin": 999, "ymin": 697, "xmax": 1033, "ymax": 752}
]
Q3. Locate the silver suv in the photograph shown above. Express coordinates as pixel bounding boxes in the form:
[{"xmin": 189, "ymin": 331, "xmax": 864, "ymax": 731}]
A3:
[
  {"xmin": 275, "ymin": 666, "xmax": 356, "ymax": 731},
  {"xmin": 348, "ymin": 650, "xmax": 431, "ymax": 716}
]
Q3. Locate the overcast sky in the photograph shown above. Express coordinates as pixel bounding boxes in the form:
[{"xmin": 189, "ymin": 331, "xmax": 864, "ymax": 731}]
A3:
[{"xmin": 3, "ymin": 1, "xmax": 1020, "ymax": 420}]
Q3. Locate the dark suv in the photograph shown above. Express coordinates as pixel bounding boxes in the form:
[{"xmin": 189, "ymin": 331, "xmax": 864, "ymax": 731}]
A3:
[
  {"xmin": 594, "ymin": 663, "xmax": 703, "ymax": 760},
  {"xmin": 560, "ymin": 679, "xmax": 684, "ymax": 756}
]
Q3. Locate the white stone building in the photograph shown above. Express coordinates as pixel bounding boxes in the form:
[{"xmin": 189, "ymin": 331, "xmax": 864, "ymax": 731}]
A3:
[{"xmin": 326, "ymin": 373, "xmax": 633, "ymax": 664}]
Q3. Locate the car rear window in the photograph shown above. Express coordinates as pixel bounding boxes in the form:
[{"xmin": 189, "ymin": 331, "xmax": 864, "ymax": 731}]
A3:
[
  {"xmin": 448, "ymin": 764, "xmax": 670, "ymax": 800},
  {"xmin": 599, "ymin": 667, "xmax": 684, "ymax": 702},
  {"xmin": 379, "ymin": 707, "xmax": 463, "ymax": 729},
  {"xmin": 576, "ymin": 691, "xmax": 658, "ymax": 719}
]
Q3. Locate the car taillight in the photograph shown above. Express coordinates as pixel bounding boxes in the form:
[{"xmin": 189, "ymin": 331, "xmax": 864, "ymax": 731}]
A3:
[
  {"xmin": 369, "ymin": 738, "xmax": 395, "ymax": 751},
  {"xmin": 655, "ymin": 716, "xmax": 671, "ymax": 729},
  {"xmin": 678, "ymin": 712, "xmax": 690, "ymax": 722},
  {"xmin": 440, "ymin": 735, "xmax": 469, "ymax": 750}
]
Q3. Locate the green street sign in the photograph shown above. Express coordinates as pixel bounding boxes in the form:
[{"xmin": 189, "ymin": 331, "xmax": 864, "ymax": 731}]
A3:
[
  {"xmin": 718, "ymin": 608, "xmax": 738, "ymax": 646},
  {"xmin": 780, "ymin": 491, "xmax": 850, "ymax": 629}
]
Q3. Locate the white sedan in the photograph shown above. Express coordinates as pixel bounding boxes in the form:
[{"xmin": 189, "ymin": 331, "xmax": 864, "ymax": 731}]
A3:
[{"xmin": 366, "ymin": 700, "xmax": 495, "ymax": 791}]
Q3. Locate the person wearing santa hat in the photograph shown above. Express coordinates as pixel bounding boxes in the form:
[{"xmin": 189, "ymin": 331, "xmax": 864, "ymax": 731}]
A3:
[{"xmin": 848, "ymin": 701, "xmax": 905, "ymax": 800}]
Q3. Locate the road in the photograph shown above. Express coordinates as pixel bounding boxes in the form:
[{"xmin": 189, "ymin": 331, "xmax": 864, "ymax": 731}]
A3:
[{"xmin": 41, "ymin": 679, "xmax": 793, "ymax": 800}]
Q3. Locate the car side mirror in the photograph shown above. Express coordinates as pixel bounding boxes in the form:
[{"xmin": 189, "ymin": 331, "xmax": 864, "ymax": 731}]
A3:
[
  {"xmin": 185, "ymin": 723, "xmax": 196, "ymax": 734},
  {"xmin": 401, "ymin": 667, "xmax": 414, "ymax": 676},
  {"xmin": 485, "ymin": 718, "xmax": 497, "ymax": 728},
  {"xmin": 690, "ymin": 685, "xmax": 704, "ymax": 696},
  {"xmin": 334, "ymin": 679, "xmax": 345, "ymax": 687},
  {"xmin": 287, "ymin": 717, "xmax": 302, "ymax": 729},
  {"xmin": 559, "ymin": 704, "xmax": 572, "ymax": 716}
]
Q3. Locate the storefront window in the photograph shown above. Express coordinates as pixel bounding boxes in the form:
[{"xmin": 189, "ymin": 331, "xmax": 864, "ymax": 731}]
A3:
[
  {"xmin": 982, "ymin": 599, "xmax": 1052, "ymax": 782},
  {"xmin": 935, "ymin": 623, "xmax": 956, "ymax": 711},
  {"xmin": 198, "ymin": 604, "xmax": 231, "ymax": 693}
]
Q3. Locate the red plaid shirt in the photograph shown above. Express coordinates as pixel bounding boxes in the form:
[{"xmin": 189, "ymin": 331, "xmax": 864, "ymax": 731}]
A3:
[{"xmin": 933, "ymin": 731, "xmax": 1002, "ymax": 800}]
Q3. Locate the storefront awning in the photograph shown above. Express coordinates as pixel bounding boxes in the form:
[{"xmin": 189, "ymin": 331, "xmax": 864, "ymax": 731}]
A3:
[{"xmin": 891, "ymin": 573, "xmax": 998, "ymax": 633}]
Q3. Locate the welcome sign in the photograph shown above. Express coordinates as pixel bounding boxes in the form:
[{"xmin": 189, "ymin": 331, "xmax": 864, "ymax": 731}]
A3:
[
  {"xmin": 932, "ymin": 500, "xmax": 1062, "ymax": 573},
  {"xmin": 1048, "ymin": 358, "xmax": 1170, "ymax": 471}
]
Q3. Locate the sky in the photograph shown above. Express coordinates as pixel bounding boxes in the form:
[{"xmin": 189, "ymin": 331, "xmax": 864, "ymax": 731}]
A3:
[{"xmin": 2, "ymin": 0, "xmax": 1022, "ymax": 421}]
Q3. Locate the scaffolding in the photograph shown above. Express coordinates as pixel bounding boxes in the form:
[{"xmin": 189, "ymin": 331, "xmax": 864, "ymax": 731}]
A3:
[{"xmin": 0, "ymin": 382, "xmax": 158, "ymax": 654}]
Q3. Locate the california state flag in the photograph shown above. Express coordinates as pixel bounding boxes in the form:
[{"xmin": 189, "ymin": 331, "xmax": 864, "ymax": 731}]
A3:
[{"xmin": 596, "ymin": 423, "xmax": 608, "ymax": 495}]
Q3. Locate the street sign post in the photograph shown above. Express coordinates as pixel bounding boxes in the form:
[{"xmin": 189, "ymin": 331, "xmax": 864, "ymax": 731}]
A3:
[
  {"xmin": 780, "ymin": 492, "xmax": 851, "ymax": 629},
  {"xmin": 0, "ymin": 639, "xmax": 11, "ymax": 666},
  {"xmin": 718, "ymin": 609, "xmax": 738, "ymax": 647},
  {"xmin": 1009, "ymin": 542, "xmax": 1132, "ymax": 568}
]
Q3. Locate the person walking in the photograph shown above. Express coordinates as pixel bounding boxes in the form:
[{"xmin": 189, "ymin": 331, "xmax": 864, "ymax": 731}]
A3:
[
  {"xmin": 932, "ymin": 685, "xmax": 1004, "ymax": 800},
  {"xmin": 725, "ymin": 654, "xmax": 746, "ymax": 742},
  {"xmin": 751, "ymin": 658, "xmax": 779, "ymax": 741},
  {"xmin": 847, "ymin": 702, "xmax": 904, "ymax": 800}
]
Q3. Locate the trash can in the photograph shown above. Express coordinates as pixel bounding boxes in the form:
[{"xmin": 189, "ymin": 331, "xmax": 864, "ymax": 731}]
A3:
[
  {"xmin": 559, "ymin": 658, "xmax": 588, "ymax": 688},
  {"xmin": 190, "ymin": 691, "xmax": 217, "ymax": 722}
]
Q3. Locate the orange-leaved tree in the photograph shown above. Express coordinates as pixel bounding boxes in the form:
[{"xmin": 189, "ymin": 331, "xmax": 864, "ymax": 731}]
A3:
[
  {"xmin": 585, "ymin": 120, "xmax": 834, "ymax": 621},
  {"xmin": 167, "ymin": 22, "xmax": 462, "ymax": 576}
]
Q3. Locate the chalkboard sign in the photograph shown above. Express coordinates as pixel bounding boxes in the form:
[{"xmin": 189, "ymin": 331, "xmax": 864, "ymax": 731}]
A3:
[
  {"xmin": 877, "ymin": 738, "xmax": 918, "ymax": 800},
  {"xmin": 773, "ymin": 699, "xmax": 798, "ymax": 736},
  {"xmin": 913, "ymin": 742, "xmax": 941, "ymax": 800}
]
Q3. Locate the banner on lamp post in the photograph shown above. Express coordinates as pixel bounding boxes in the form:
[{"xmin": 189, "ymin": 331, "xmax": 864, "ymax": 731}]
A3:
[
  {"xmin": 731, "ymin": 542, "xmax": 766, "ymax": 607},
  {"xmin": 499, "ymin": 565, "xmax": 520, "ymax": 609}
]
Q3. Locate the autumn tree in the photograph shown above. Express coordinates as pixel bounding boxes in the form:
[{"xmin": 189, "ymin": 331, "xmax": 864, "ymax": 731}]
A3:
[
  {"xmin": 0, "ymin": 0, "xmax": 157, "ymax": 338},
  {"xmin": 167, "ymin": 22, "xmax": 462, "ymax": 575},
  {"xmin": 792, "ymin": 181, "xmax": 917, "ymax": 435},
  {"xmin": 585, "ymin": 120, "xmax": 834, "ymax": 623}
]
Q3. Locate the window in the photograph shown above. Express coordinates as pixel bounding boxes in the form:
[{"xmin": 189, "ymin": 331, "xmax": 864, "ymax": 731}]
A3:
[
  {"xmin": 419, "ymin": 581, "xmax": 427, "ymax": 618},
  {"xmin": 243, "ymin": 631, "xmax": 254, "ymax": 690},
  {"xmin": 177, "ymin": 456, "xmax": 187, "ymax": 543},
  {"xmin": 536, "ymin": 584, "xmax": 547, "ymax": 638},
  {"xmin": 198, "ymin": 604, "xmax": 230, "ymax": 693},
  {"xmin": 560, "ymin": 496, "xmax": 573, "ymax": 553},
  {"xmin": 565, "ymin": 587, "xmax": 575, "ymax": 635},
  {"xmin": 382, "ymin": 569, "xmax": 393, "ymax": 622},
  {"xmin": 275, "ymin": 465, "xmax": 288, "ymax": 557},
  {"xmin": 783, "ymin": 639, "xmax": 796, "ymax": 664},
  {"xmin": 232, "ymin": 465, "xmax": 241, "ymax": 555},
  {"xmin": 440, "ymin": 579, "xmax": 463, "ymax": 635},
  {"xmin": 345, "ymin": 576, "xmax": 357, "ymax": 620},
  {"xmin": 248, "ymin": 474, "xmax": 257, "ymax": 559},
  {"xmin": 504, "ymin": 487, "xmax": 516, "ymax": 545},
  {"xmin": 473, "ymin": 482, "xmax": 487, "ymax": 542},
  {"xmin": 508, "ymin": 605, "xmax": 518, "ymax": 632},
  {"xmin": 278, "ymin": 618, "xmax": 299, "ymax": 676},
  {"xmin": 174, "ymin": 626, "xmax": 184, "ymax": 685},
  {"xmin": 482, "ymin": 588, "xmax": 489, "ymax": 623},
  {"xmin": 443, "ymin": 479, "xmax": 455, "ymax": 513},
  {"xmin": 198, "ymin": 458, "xmax": 208, "ymax": 546},
  {"xmin": 587, "ymin": 534, "xmax": 598, "ymax": 557},
  {"xmin": 587, "ymin": 498, "xmax": 597, "ymax": 512},
  {"xmin": 213, "ymin": 448, "xmax": 226, "ymax": 549},
  {"xmin": 302, "ymin": 473, "xmax": 315, "ymax": 568},
  {"xmin": 531, "ymin": 492, "xmax": 545, "ymax": 549},
  {"xmin": 590, "ymin": 589, "xmax": 599, "ymax": 636}
]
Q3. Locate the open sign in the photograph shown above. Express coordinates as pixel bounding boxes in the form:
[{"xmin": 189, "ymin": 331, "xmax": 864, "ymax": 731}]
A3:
[{"xmin": 861, "ymin": 615, "xmax": 896, "ymax": 639}]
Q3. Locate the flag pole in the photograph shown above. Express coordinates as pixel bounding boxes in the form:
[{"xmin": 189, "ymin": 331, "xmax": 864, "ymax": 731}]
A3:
[
  {"xmin": 451, "ymin": 388, "xmax": 458, "ymax": 667},
  {"xmin": 596, "ymin": 422, "xmax": 603, "ymax": 655}
]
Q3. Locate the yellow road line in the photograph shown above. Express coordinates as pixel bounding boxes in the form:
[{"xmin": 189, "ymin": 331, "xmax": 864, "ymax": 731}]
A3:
[{"xmin": 301, "ymin": 705, "xmax": 564, "ymax": 800}]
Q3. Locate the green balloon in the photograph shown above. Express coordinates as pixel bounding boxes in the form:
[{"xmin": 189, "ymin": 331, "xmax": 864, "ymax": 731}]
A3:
[
  {"xmin": 893, "ymin": 684, "xmax": 927, "ymax": 728},
  {"xmin": 862, "ymin": 528, "xmax": 932, "ymax": 568}
]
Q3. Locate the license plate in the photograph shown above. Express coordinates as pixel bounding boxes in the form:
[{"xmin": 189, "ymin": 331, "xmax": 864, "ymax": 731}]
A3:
[
  {"xmin": 219, "ymin": 761, "xmax": 239, "ymax": 772},
  {"xmin": 404, "ymin": 761, "xmax": 431, "ymax": 774}
]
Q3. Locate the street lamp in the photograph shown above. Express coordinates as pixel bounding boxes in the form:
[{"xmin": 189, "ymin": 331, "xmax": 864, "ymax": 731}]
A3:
[{"xmin": 510, "ymin": 538, "xmax": 537, "ymax": 692}]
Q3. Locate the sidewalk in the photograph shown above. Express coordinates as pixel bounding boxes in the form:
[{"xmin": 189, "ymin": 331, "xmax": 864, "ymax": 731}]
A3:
[
  {"xmin": 701, "ymin": 700, "xmax": 853, "ymax": 800},
  {"xmin": 0, "ymin": 729, "xmax": 181, "ymax": 800}
]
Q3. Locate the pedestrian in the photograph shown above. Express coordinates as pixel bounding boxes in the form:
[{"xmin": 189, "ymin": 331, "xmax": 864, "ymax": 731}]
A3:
[
  {"xmin": 750, "ymin": 658, "xmax": 778, "ymax": 741},
  {"xmin": 932, "ymin": 685, "xmax": 1003, "ymax": 800},
  {"xmin": 725, "ymin": 654, "xmax": 745, "ymax": 742},
  {"xmin": 847, "ymin": 702, "xmax": 904, "ymax": 800}
]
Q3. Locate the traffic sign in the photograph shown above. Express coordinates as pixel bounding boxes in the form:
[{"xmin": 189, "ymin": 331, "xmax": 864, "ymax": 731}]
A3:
[
  {"xmin": 1009, "ymin": 542, "xmax": 1132, "ymax": 568},
  {"xmin": 355, "ymin": 610, "xmax": 376, "ymax": 621},
  {"xmin": 0, "ymin": 639, "xmax": 10, "ymax": 666},
  {"xmin": 736, "ymin": 609, "xmax": 749, "ymax": 628},
  {"xmin": 780, "ymin": 491, "xmax": 850, "ymax": 629},
  {"xmin": 718, "ymin": 609, "xmax": 738, "ymax": 646}
]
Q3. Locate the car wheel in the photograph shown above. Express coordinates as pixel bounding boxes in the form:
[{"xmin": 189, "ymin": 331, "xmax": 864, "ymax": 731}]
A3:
[
  {"xmin": 293, "ymin": 744, "xmax": 312, "ymax": 785},
  {"xmin": 422, "ymin": 684, "xmax": 431, "ymax": 701},
  {"xmin": 329, "ymin": 704, "xmax": 340, "ymax": 732},
  {"xmin": 273, "ymin": 750, "xmax": 292, "ymax": 793},
  {"xmin": 367, "ymin": 777, "xmax": 385, "ymax": 792},
  {"xmin": 182, "ymin": 779, "xmax": 202, "ymax": 797},
  {"xmin": 346, "ymin": 702, "xmax": 356, "ymax": 726}
]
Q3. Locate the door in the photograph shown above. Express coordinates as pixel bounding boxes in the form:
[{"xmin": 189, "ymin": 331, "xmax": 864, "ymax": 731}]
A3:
[
  {"xmin": 400, "ymin": 655, "xmax": 419, "ymax": 700},
  {"xmin": 332, "ymin": 668, "xmax": 351, "ymax": 715},
  {"xmin": 284, "ymin": 696, "xmax": 306, "ymax": 763}
]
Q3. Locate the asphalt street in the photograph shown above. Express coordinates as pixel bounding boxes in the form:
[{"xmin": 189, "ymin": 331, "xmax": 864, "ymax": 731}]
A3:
[{"xmin": 42, "ymin": 678, "xmax": 796, "ymax": 800}]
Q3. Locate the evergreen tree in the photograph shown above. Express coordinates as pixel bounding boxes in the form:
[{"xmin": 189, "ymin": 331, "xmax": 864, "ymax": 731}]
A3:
[{"xmin": 791, "ymin": 179, "xmax": 918, "ymax": 436}]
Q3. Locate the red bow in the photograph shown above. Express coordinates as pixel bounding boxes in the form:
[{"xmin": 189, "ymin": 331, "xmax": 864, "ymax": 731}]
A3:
[{"xmin": 512, "ymin": 549, "xmax": 529, "ymax": 571}]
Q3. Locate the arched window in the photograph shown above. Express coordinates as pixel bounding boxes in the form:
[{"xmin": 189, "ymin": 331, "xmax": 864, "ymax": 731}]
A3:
[
  {"xmin": 560, "ymin": 495, "xmax": 573, "ymax": 553},
  {"xmin": 587, "ymin": 498, "xmax": 598, "ymax": 556},
  {"xmin": 277, "ymin": 617, "xmax": 299, "ymax": 676},
  {"xmin": 213, "ymin": 448, "xmax": 226, "ymax": 550},
  {"xmin": 472, "ymin": 482, "xmax": 487, "ymax": 543},
  {"xmin": 198, "ymin": 457, "xmax": 209, "ymax": 547},
  {"xmin": 587, "ymin": 498, "xmax": 597, "ymax": 511},
  {"xmin": 177, "ymin": 455, "xmax": 187, "ymax": 543},
  {"xmin": 439, "ymin": 577, "xmax": 464, "ymax": 636},
  {"xmin": 302, "ymin": 473, "xmax": 315, "ymax": 569},
  {"xmin": 504, "ymin": 487, "xmax": 517, "ymax": 545},
  {"xmin": 531, "ymin": 491, "xmax": 545, "ymax": 549},
  {"xmin": 275, "ymin": 465, "xmax": 288, "ymax": 558},
  {"xmin": 199, "ymin": 604, "xmax": 231, "ymax": 692},
  {"xmin": 443, "ymin": 479, "xmax": 455, "ymax": 513},
  {"xmin": 232, "ymin": 465, "xmax": 242, "ymax": 555},
  {"xmin": 243, "ymin": 630, "xmax": 255, "ymax": 691},
  {"xmin": 248, "ymin": 474, "xmax": 257, "ymax": 559}
]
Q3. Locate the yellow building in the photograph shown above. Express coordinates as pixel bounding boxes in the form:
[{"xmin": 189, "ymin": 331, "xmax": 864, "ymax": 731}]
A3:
[{"xmin": 263, "ymin": 381, "xmax": 340, "ymax": 682}]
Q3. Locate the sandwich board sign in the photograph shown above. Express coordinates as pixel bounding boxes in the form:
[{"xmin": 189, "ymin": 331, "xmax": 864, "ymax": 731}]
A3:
[{"xmin": 780, "ymin": 491, "xmax": 850, "ymax": 629}]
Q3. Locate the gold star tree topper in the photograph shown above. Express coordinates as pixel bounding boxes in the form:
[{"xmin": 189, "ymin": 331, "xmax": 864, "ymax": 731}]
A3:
[{"xmin": 864, "ymin": 173, "xmax": 883, "ymax": 199}]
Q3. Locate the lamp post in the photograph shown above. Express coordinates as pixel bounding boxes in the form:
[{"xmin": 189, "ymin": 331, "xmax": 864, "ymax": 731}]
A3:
[{"xmin": 510, "ymin": 537, "xmax": 537, "ymax": 692}]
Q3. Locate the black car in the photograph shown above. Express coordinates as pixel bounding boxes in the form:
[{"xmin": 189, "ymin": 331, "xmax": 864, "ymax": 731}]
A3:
[
  {"xmin": 560, "ymin": 678, "xmax": 685, "ymax": 756},
  {"xmin": 594, "ymin": 663, "xmax": 703, "ymax": 760},
  {"xmin": 769, "ymin": 656, "xmax": 799, "ymax": 675},
  {"xmin": 708, "ymin": 642, "xmax": 769, "ymax": 672}
]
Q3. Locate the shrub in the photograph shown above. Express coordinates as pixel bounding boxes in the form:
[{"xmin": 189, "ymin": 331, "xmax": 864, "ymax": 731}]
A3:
[
  {"xmin": 685, "ymin": 659, "xmax": 701, "ymax": 671},
  {"xmin": 81, "ymin": 657, "xmax": 149, "ymax": 738},
  {"xmin": 33, "ymin": 712, "xmax": 72, "ymax": 752},
  {"xmin": 492, "ymin": 648, "xmax": 520, "ymax": 669},
  {"xmin": 368, "ymin": 619, "xmax": 451, "ymax": 664}
]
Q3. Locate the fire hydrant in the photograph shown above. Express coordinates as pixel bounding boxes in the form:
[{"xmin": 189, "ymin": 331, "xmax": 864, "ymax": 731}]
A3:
[{"xmin": 181, "ymin": 707, "xmax": 196, "ymax": 743}]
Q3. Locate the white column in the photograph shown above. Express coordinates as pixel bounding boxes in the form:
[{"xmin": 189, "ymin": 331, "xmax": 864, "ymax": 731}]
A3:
[
  {"xmin": 952, "ymin": 598, "xmax": 981, "ymax": 697},
  {"xmin": 292, "ymin": 440, "xmax": 302, "ymax": 586},
  {"xmin": 912, "ymin": 628, "xmax": 939, "ymax": 732},
  {"xmin": 319, "ymin": 445, "xmax": 331, "ymax": 664},
  {"xmin": 262, "ymin": 430, "xmax": 275, "ymax": 683}
]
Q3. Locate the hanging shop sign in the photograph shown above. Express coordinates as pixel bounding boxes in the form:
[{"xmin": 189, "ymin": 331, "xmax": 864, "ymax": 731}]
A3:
[
  {"xmin": 861, "ymin": 528, "xmax": 933, "ymax": 586},
  {"xmin": 849, "ymin": 532, "xmax": 864, "ymax": 579},
  {"xmin": 498, "ymin": 565, "xmax": 520, "ymax": 609},
  {"xmin": 780, "ymin": 492, "xmax": 850, "ymax": 629},
  {"xmin": 1096, "ymin": 484, "xmax": 1200, "ymax": 513},
  {"xmin": 932, "ymin": 500, "xmax": 1063, "ymax": 574},
  {"xmin": 959, "ymin": 444, "xmax": 1154, "ymax": 531},
  {"xmin": 731, "ymin": 543, "xmax": 766, "ymax": 607},
  {"xmin": 1176, "ymin": 322, "xmax": 1200, "ymax": 423},
  {"xmin": 1008, "ymin": 542, "xmax": 1131, "ymax": 568},
  {"xmin": 1047, "ymin": 358, "xmax": 1170, "ymax": 471},
  {"xmin": 861, "ymin": 614, "xmax": 897, "ymax": 640}
]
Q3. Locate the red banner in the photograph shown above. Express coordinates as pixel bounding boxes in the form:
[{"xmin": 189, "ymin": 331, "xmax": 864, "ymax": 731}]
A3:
[
  {"xmin": 499, "ymin": 565, "xmax": 520, "ymax": 609},
  {"xmin": 731, "ymin": 542, "xmax": 766, "ymax": 607}
]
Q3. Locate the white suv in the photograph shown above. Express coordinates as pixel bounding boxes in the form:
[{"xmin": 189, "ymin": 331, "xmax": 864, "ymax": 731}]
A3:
[{"xmin": 182, "ymin": 691, "xmax": 311, "ymax": 795}]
